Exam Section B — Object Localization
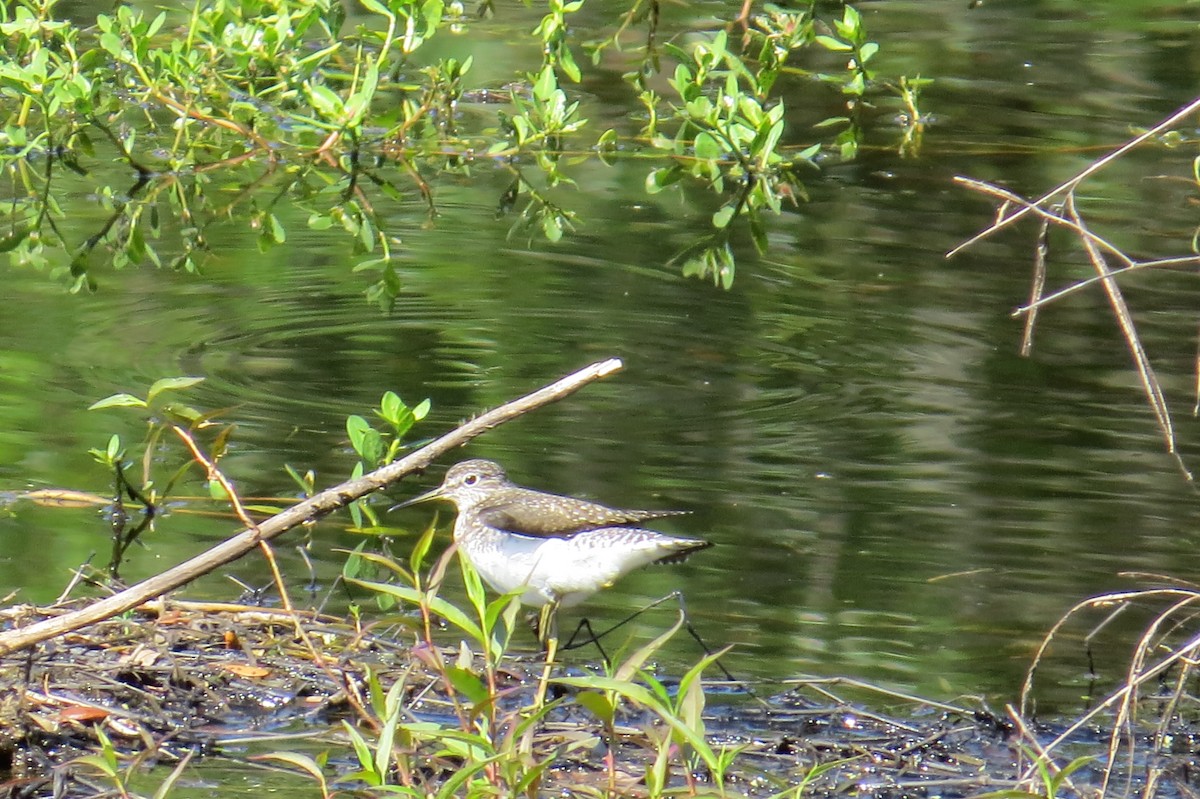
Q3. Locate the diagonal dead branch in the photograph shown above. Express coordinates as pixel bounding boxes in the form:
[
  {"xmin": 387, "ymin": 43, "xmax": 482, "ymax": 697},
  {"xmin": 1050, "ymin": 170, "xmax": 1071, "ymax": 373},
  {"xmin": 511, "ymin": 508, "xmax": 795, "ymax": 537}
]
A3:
[
  {"xmin": 1063, "ymin": 195, "xmax": 1189, "ymax": 479},
  {"xmin": 959, "ymin": 179, "xmax": 1200, "ymax": 312},
  {"xmin": 953, "ymin": 177, "xmax": 1136, "ymax": 271},
  {"xmin": 953, "ymin": 173, "xmax": 1199, "ymax": 477},
  {"xmin": 1020, "ymin": 210, "xmax": 1051, "ymax": 356},
  {"xmin": 1016, "ymin": 252, "xmax": 1200, "ymax": 316},
  {"xmin": 0, "ymin": 357, "xmax": 625, "ymax": 657},
  {"xmin": 947, "ymin": 95, "xmax": 1200, "ymax": 258}
]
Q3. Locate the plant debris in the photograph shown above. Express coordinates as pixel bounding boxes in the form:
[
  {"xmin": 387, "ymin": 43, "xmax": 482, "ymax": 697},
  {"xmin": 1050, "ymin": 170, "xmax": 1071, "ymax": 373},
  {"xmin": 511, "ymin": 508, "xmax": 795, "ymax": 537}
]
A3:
[{"xmin": 1, "ymin": 599, "xmax": 1194, "ymax": 798}]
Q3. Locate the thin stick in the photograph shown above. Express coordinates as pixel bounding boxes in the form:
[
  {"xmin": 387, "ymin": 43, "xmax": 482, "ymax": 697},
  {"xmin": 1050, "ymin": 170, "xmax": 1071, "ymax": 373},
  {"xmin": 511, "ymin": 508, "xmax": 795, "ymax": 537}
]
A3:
[
  {"xmin": 1017, "ymin": 589, "xmax": 1200, "ymax": 773},
  {"xmin": 176, "ymin": 423, "xmax": 337, "ymax": 666},
  {"xmin": 1015, "ymin": 253, "xmax": 1200, "ymax": 316},
  {"xmin": 953, "ymin": 177, "xmax": 1136, "ymax": 271},
  {"xmin": 0, "ymin": 358, "xmax": 625, "ymax": 657},
  {"xmin": 1194, "ymin": 322, "xmax": 1200, "ymax": 417},
  {"xmin": 1065, "ymin": 196, "xmax": 1188, "ymax": 479},
  {"xmin": 960, "ymin": 172, "xmax": 1194, "ymax": 478},
  {"xmin": 1020, "ymin": 210, "xmax": 1051, "ymax": 356},
  {"xmin": 947, "ymin": 95, "xmax": 1200, "ymax": 258},
  {"xmin": 1006, "ymin": 704, "xmax": 1085, "ymax": 798},
  {"xmin": 171, "ymin": 425, "xmax": 257, "ymax": 532}
]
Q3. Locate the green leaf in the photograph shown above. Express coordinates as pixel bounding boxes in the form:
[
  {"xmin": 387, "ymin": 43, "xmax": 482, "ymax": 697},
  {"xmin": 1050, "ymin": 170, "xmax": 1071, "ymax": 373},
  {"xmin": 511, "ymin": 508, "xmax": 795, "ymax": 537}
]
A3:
[
  {"xmin": 557, "ymin": 675, "xmax": 660, "ymax": 709},
  {"xmin": 352, "ymin": 257, "xmax": 389, "ymax": 273},
  {"xmin": 343, "ymin": 541, "xmax": 367, "ymax": 580},
  {"xmin": 575, "ymin": 691, "xmax": 615, "ymax": 725},
  {"xmin": 840, "ymin": 4, "xmax": 862, "ymax": 35},
  {"xmin": 694, "ymin": 131, "xmax": 721, "ymax": 160},
  {"xmin": 346, "ymin": 414, "xmax": 370, "ymax": 446},
  {"xmin": 646, "ymin": 166, "xmax": 683, "ymax": 194},
  {"xmin": 559, "ymin": 46, "xmax": 581, "ymax": 83},
  {"xmin": 813, "ymin": 115, "xmax": 850, "ymax": 129},
  {"xmin": 542, "ymin": 213, "xmax": 563, "ymax": 242},
  {"xmin": 359, "ymin": 0, "xmax": 393, "ymax": 16},
  {"xmin": 306, "ymin": 84, "xmax": 345, "ymax": 119},
  {"xmin": 380, "ymin": 391, "xmax": 404, "ymax": 423},
  {"xmin": 359, "ymin": 428, "xmax": 385, "ymax": 465},
  {"xmin": 307, "ymin": 213, "xmax": 334, "ymax": 230},
  {"xmin": 349, "ymin": 579, "xmax": 484, "ymax": 642},
  {"xmin": 146, "ymin": 11, "xmax": 166, "ymax": 38},
  {"xmin": 147, "ymin": 376, "xmax": 204, "ymax": 404},
  {"xmin": 341, "ymin": 722, "xmax": 381, "ymax": 783},
  {"xmin": 533, "ymin": 65, "xmax": 556, "ymax": 101},
  {"xmin": 0, "ymin": 227, "xmax": 31, "ymax": 252},
  {"xmin": 814, "ymin": 35, "xmax": 852, "ymax": 52},
  {"xmin": 344, "ymin": 63, "xmax": 379, "ymax": 127},
  {"xmin": 267, "ymin": 214, "xmax": 286, "ymax": 244},
  {"xmin": 252, "ymin": 752, "xmax": 329, "ymax": 789},
  {"xmin": 671, "ymin": 62, "xmax": 693, "ymax": 91},
  {"xmin": 410, "ymin": 517, "xmax": 437, "ymax": 574},
  {"xmin": 88, "ymin": 393, "xmax": 147, "ymax": 410},
  {"xmin": 161, "ymin": 402, "xmax": 202, "ymax": 425},
  {"xmin": 712, "ymin": 204, "xmax": 735, "ymax": 228},
  {"xmin": 446, "ymin": 666, "xmax": 489, "ymax": 705},
  {"xmin": 99, "ymin": 31, "xmax": 123, "ymax": 57},
  {"xmin": 749, "ymin": 212, "xmax": 768, "ymax": 254},
  {"xmin": 717, "ymin": 242, "xmax": 735, "ymax": 289}
]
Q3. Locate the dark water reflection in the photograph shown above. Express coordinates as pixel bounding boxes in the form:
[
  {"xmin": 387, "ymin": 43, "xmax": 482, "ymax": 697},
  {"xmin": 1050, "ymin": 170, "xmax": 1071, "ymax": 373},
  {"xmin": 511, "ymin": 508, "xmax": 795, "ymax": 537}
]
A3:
[{"xmin": 4, "ymin": 1, "xmax": 1200, "ymax": 714}]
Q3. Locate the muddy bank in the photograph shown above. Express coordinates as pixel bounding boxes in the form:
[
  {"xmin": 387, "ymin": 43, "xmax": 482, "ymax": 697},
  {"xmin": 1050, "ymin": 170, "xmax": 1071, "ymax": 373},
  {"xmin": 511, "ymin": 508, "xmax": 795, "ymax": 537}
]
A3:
[{"xmin": 0, "ymin": 600, "xmax": 1190, "ymax": 798}]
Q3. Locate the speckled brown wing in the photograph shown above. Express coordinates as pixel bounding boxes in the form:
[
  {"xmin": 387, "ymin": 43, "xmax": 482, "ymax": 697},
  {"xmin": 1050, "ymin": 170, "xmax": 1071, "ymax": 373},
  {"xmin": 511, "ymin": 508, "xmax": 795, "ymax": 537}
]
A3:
[{"xmin": 475, "ymin": 487, "xmax": 688, "ymax": 538}]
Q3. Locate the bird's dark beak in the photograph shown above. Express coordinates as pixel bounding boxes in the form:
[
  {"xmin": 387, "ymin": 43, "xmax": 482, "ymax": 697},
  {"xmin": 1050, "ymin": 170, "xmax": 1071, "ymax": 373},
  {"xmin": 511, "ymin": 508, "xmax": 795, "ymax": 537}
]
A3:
[{"xmin": 388, "ymin": 485, "xmax": 448, "ymax": 512}]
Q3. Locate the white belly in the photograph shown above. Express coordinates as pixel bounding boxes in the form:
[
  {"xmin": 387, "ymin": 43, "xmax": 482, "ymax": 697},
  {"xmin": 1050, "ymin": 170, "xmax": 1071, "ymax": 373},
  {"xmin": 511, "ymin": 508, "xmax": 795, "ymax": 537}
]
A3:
[{"xmin": 458, "ymin": 527, "xmax": 681, "ymax": 608}]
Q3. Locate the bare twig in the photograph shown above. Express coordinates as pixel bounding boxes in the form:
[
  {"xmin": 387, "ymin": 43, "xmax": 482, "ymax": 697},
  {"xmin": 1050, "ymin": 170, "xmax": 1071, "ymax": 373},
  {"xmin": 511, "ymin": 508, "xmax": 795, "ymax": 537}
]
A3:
[
  {"xmin": 171, "ymin": 425, "xmax": 311, "ymax": 645},
  {"xmin": 952, "ymin": 177, "xmax": 1136, "ymax": 272},
  {"xmin": 171, "ymin": 425, "xmax": 257, "ymax": 532},
  {"xmin": 1064, "ymin": 196, "xmax": 1182, "ymax": 467},
  {"xmin": 1020, "ymin": 210, "xmax": 1051, "ymax": 356},
  {"xmin": 1098, "ymin": 591, "xmax": 1200, "ymax": 798},
  {"xmin": 953, "ymin": 156, "xmax": 1199, "ymax": 479},
  {"xmin": 1006, "ymin": 704, "xmax": 1083, "ymax": 798},
  {"xmin": 947, "ymin": 95, "xmax": 1200, "ymax": 258},
  {"xmin": 1015, "ymin": 253, "xmax": 1200, "ymax": 316},
  {"xmin": 1017, "ymin": 587, "xmax": 1200, "ymax": 794},
  {"xmin": 0, "ymin": 358, "xmax": 625, "ymax": 657}
]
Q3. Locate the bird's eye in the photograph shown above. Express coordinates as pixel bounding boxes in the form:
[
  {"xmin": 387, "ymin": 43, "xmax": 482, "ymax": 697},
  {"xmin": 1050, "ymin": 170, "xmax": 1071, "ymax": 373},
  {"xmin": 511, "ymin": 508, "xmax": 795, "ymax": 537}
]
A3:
[{"xmin": 464, "ymin": 474, "xmax": 478, "ymax": 485}]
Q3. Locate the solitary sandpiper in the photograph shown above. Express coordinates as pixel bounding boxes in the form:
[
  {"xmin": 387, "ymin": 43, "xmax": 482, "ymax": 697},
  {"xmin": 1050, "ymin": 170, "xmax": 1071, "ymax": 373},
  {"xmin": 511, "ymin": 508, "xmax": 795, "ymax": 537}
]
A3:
[{"xmin": 391, "ymin": 458, "xmax": 711, "ymax": 626}]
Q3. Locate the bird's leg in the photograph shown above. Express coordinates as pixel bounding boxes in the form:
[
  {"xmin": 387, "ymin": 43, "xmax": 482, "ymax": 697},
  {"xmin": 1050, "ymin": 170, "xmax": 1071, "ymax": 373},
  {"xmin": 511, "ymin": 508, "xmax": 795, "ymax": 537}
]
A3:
[
  {"xmin": 532, "ymin": 598, "xmax": 560, "ymax": 709},
  {"xmin": 562, "ymin": 617, "xmax": 611, "ymax": 668},
  {"xmin": 561, "ymin": 591, "xmax": 758, "ymax": 699},
  {"xmin": 560, "ymin": 591, "xmax": 684, "ymax": 651}
]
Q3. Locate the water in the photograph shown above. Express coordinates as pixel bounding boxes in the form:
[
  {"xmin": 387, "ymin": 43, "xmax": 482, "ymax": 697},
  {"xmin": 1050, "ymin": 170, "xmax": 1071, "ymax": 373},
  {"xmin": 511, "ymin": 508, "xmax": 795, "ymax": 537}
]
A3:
[{"xmin": 3, "ymin": 0, "xmax": 1200, "ymax": 716}]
